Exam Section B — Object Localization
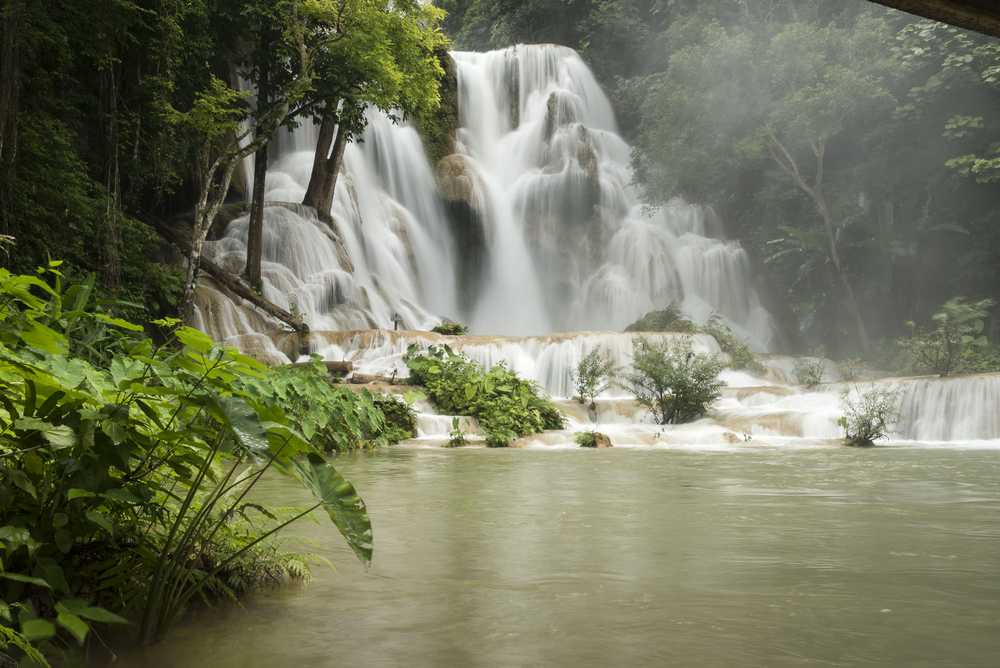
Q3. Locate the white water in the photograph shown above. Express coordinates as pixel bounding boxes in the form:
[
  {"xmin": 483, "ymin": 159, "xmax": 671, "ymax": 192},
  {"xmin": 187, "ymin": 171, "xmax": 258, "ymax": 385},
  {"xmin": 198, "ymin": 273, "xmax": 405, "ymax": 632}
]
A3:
[
  {"xmin": 195, "ymin": 45, "xmax": 774, "ymax": 349},
  {"xmin": 191, "ymin": 44, "xmax": 998, "ymax": 449}
]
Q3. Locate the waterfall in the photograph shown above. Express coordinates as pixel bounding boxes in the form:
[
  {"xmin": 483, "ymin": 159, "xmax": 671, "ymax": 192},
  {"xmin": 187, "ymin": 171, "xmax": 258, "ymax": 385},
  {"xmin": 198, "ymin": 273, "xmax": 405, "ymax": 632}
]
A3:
[{"xmin": 195, "ymin": 44, "xmax": 775, "ymax": 350}]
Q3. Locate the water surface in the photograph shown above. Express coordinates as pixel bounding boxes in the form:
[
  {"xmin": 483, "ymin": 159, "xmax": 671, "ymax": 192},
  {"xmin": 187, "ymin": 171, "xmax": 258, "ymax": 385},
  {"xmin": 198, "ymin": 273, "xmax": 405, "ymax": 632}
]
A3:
[{"xmin": 120, "ymin": 447, "xmax": 1000, "ymax": 667}]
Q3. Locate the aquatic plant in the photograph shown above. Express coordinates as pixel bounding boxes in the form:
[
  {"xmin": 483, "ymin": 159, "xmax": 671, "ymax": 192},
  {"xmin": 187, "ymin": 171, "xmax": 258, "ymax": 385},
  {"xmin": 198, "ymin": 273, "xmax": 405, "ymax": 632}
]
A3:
[{"xmin": 573, "ymin": 348, "xmax": 617, "ymax": 408}]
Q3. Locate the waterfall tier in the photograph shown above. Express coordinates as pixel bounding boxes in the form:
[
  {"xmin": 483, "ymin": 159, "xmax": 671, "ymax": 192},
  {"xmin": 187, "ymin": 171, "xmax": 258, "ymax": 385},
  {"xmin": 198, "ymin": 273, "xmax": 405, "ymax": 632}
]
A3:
[{"xmin": 194, "ymin": 44, "xmax": 775, "ymax": 349}]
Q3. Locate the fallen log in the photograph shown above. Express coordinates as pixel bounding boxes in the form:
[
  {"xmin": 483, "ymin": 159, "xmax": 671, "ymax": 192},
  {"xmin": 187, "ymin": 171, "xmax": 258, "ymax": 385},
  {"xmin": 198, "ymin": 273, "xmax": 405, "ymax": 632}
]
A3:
[
  {"xmin": 349, "ymin": 372, "xmax": 404, "ymax": 385},
  {"xmin": 152, "ymin": 217, "xmax": 308, "ymax": 334}
]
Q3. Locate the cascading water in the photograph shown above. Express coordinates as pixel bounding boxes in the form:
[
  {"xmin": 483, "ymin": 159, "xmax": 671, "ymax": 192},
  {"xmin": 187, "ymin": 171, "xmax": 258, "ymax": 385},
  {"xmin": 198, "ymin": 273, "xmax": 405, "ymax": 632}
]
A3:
[
  {"xmin": 191, "ymin": 44, "xmax": 999, "ymax": 447},
  {"xmin": 196, "ymin": 44, "xmax": 774, "ymax": 349}
]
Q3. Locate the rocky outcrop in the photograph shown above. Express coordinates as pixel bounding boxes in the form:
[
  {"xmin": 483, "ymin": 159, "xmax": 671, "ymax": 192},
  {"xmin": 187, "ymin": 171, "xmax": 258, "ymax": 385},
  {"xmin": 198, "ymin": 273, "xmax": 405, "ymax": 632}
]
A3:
[
  {"xmin": 416, "ymin": 50, "xmax": 460, "ymax": 166},
  {"xmin": 436, "ymin": 154, "xmax": 481, "ymax": 209}
]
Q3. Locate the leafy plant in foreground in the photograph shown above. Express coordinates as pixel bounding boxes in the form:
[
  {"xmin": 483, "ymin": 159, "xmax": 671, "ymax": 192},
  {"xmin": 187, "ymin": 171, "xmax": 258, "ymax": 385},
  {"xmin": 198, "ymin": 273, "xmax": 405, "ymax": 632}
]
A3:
[
  {"xmin": 0, "ymin": 264, "xmax": 373, "ymax": 661},
  {"xmin": 621, "ymin": 337, "xmax": 724, "ymax": 425}
]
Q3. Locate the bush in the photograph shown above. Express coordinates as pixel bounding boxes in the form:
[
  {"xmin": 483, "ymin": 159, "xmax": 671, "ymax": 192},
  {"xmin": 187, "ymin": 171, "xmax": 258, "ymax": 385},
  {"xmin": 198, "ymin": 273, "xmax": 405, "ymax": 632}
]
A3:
[
  {"xmin": 0, "ymin": 264, "xmax": 373, "ymax": 660},
  {"xmin": 574, "ymin": 431, "xmax": 611, "ymax": 448},
  {"xmin": 838, "ymin": 385, "xmax": 901, "ymax": 447},
  {"xmin": 624, "ymin": 305, "xmax": 698, "ymax": 333},
  {"xmin": 794, "ymin": 358, "xmax": 826, "ymax": 387},
  {"xmin": 404, "ymin": 344, "xmax": 565, "ymax": 447},
  {"xmin": 621, "ymin": 337, "xmax": 724, "ymax": 425},
  {"xmin": 446, "ymin": 417, "xmax": 467, "ymax": 448},
  {"xmin": 701, "ymin": 315, "xmax": 764, "ymax": 373},
  {"xmin": 573, "ymin": 348, "xmax": 617, "ymax": 407},
  {"xmin": 431, "ymin": 320, "xmax": 469, "ymax": 336},
  {"xmin": 373, "ymin": 395, "xmax": 417, "ymax": 444},
  {"xmin": 899, "ymin": 297, "xmax": 995, "ymax": 376}
]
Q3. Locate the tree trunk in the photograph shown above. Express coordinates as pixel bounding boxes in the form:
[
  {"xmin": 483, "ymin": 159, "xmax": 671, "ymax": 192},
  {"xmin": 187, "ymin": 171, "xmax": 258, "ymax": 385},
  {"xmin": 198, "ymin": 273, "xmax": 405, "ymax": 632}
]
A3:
[
  {"xmin": 0, "ymin": 0, "xmax": 22, "ymax": 234},
  {"xmin": 302, "ymin": 111, "xmax": 336, "ymax": 210},
  {"xmin": 302, "ymin": 111, "xmax": 348, "ymax": 220},
  {"xmin": 244, "ymin": 137, "xmax": 268, "ymax": 291}
]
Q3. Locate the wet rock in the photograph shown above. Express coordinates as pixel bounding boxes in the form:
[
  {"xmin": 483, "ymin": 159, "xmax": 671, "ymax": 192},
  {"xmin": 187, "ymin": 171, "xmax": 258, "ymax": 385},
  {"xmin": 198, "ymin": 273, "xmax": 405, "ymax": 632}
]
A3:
[{"xmin": 436, "ymin": 154, "xmax": 480, "ymax": 209}]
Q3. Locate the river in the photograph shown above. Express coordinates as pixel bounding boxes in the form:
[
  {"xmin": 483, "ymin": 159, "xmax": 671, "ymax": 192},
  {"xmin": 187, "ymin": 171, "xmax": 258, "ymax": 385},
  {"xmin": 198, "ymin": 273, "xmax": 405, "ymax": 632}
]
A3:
[{"xmin": 119, "ymin": 446, "xmax": 1000, "ymax": 667}]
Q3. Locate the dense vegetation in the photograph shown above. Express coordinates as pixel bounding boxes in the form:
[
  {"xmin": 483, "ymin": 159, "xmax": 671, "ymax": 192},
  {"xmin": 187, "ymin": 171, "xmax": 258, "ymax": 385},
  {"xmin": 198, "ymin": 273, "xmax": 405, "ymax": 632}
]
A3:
[
  {"xmin": 440, "ymin": 0, "xmax": 1000, "ymax": 360},
  {"xmin": 404, "ymin": 344, "xmax": 564, "ymax": 446},
  {"xmin": 0, "ymin": 265, "xmax": 392, "ymax": 662},
  {"xmin": 1, "ymin": 0, "xmax": 447, "ymax": 325}
]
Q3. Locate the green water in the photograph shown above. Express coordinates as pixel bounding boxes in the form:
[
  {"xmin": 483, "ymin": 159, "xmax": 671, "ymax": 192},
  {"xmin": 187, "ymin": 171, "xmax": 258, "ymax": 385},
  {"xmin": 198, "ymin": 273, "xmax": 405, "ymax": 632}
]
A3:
[{"xmin": 119, "ymin": 448, "xmax": 1000, "ymax": 667}]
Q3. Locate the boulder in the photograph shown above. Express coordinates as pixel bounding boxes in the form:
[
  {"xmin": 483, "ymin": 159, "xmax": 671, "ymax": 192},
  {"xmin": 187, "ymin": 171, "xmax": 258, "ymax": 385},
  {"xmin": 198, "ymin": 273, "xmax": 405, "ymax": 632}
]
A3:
[{"xmin": 436, "ymin": 154, "xmax": 481, "ymax": 209}]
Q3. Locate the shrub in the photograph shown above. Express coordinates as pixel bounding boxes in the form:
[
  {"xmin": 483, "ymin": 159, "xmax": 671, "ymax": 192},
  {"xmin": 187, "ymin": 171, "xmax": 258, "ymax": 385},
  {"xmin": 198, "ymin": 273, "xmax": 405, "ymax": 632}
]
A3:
[
  {"xmin": 574, "ymin": 431, "xmax": 612, "ymax": 448},
  {"xmin": 899, "ymin": 297, "xmax": 995, "ymax": 376},
  {"xmin": 573, "ymin": 348, "xmax": 617, "ymax": 407},
  {"xmin": 701, "ymin": 315, "xmax": 764, "ymax": 373},
  {"xmin": 431, "ymin": 320, "xmax": 469, "ymax": 336},
  {"xmin": 624, "ymin": 305, "xmax": 698, "ymax": 333},
  {"xmin": 794, "ymin": 358, "xmax": 826, "ymax": 387},
  {"xmin": 373, "ymin": 394, "xmax": 417, "ymax": 444},
  {"xmin": 621, "ymin": 337, "xmax": 724, "ymax": 425},
  {"xmin": 837, "ymin": 385, "xmax": 901, "ymax": 447},
  {"xmin": 404, "ymin": 344, "xmax": 565, "ymax": 447},
  {"xmin": 0, "ymin": 264, "xmax": 373, "ymax": 660},
  {"xmin": 447, "ymin": 417, "xmax": 467, "ymax": 448}
]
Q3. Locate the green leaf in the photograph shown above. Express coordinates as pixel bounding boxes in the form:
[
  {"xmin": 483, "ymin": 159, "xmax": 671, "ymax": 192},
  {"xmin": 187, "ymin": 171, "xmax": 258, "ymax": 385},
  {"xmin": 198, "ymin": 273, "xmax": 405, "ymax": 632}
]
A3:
[
  {"xmin": 56, "ymin": 608, "xmax": 89, "ymax": 644},
  {"xmin": 19, "ymin": 322, "xmax": 68, "ymax": 354},
  {"xmin": 85, "ymin": 510, "xmax": 114, "ymax": 536},
  {"xmin": 14, "ymin": 417, "xmax": 76, "ymax": 449},
  {"xmin": 0, "ymin": 573, "xmax": 51, "ymax": 589},
  {"xmin": 175, "ymin": 327, "xmax": 214, "ymax": 354},
  {"xmin": 92, "ymin": 313, "xmax": 145, "ymax": 332},
  {"xmin": 295, "ymin": 458, "xmax": 373, "ymax": 565},
  {"xmin": 20, "ymin": 618, "xmax": 55, "ymax": 641},
  {"xmin": 58, "ymin": 599, "xmax": 129, "ymax": 625},
  {"xmin": 214, "ymin": 396, "xmax": 269, "ymax": 457},
  {"xmin": 67, "ymin": 488, "xmax": 97, "ymax": 501}
]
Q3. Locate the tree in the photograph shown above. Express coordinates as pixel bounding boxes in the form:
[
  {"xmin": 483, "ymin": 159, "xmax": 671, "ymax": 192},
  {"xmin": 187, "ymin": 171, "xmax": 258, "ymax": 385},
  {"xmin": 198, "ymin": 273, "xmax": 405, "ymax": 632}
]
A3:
[
  {"xmin": 573, "ymin": 347, "xmax": 616, "ymax": 408},
  {"xmin": 299, "ymin": 0, "xmax": 447, "ymax": 218},
  {"xmin": 899, "ymin": 297, "xmax": 995, "ymax": 375},
  {"xmin": 636, "ymin": 13, "xmax": 898, "ymax": 352},
  {"xmin": 621, "ymin": 337, "xmax": 724, "ymax": 425}
]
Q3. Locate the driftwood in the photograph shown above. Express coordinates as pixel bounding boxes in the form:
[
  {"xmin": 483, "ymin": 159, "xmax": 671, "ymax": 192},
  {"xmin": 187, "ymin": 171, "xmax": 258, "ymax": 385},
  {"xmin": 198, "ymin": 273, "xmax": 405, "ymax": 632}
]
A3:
[
  {"xmin": 349, "ymin": 372, "xmax": 402, "ymax": 385},
  {"xmin": 153, "ymin": 217, "xmax": 308, "ymax": 334}
]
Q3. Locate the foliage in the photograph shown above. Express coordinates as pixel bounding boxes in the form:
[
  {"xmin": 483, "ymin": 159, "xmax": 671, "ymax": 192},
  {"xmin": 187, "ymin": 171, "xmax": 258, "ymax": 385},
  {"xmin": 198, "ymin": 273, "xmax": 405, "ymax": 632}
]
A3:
[
  {"xmin": 837, "ymin": 385, "xmax": 901, "ymax": 447},
  {"xmin": 574, "ymin": 431, "xmax": 611, "ymax": 448},
  {"xmin": 431, "ymin": 320, "xmax": 469, "ymax": 336},
  {"xmin": 621, "ymin": 337, "xmax": 724, "ymax": 425},
  {"xmin": 404, "ymin": 344, "xmax": 564, "ymax": 447},
  {"xmin": 446, "ymin": 417, "xmax": 468, "ymax": 448},
  {"xmin": 701, "ymin": 315, "xmax": 764, "ymax": 374},
  {"xmin": 623, "ymin": 306, "xmax": 698, "ymax": 334},
  {"xmin": 899, "ymin": 298, "xmax": 995, "ymax": 376},
  {"xmin": 239, "ymin": 358, "xmax": 391, "ymax": 452},
  {"xmin": 793, "ymin": 358, "xmax": 826, "ymax": 388},
  {"xmin": 372, "ymin": 394, "xmax": 417, "ymax": 444},
  {"xmin": 0, "ymin": 265, "xmax": 372, "ymax": 659},
  {"xmin": 573, "ymin": 348, "xmax": 617, "ymax": 408}
]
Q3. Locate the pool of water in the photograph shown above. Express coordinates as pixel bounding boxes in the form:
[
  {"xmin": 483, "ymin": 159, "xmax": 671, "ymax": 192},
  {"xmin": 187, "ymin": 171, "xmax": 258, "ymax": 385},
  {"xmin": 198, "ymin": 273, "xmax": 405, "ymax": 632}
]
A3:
[{"xmin": 118, "ymin": 447, "xmax": 1000, "ymax": 667}]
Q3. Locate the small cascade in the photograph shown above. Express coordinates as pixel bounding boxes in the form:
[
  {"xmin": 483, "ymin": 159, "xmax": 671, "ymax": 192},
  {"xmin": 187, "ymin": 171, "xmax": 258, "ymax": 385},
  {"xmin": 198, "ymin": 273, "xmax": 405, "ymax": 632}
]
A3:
[{"xmin": 892, "ymin": 374, "xmax": 1000, "ymax": 441}]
